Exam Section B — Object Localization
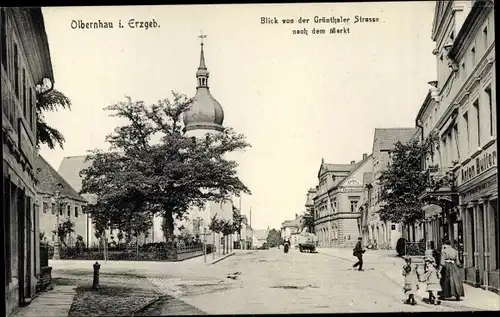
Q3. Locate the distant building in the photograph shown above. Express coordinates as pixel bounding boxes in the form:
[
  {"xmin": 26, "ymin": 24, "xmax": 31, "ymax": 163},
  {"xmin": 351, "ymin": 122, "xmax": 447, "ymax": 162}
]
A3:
[
  {"xmin": 253, "ymin": 229, "xmax": 269, "ymax": 249},
  {"xmin": 281, "ymin": 214, "xmax": 302, "ymax": 247},
  {"xmin": 36, "ymin": 156, "xmax": 88, "ymax": 247},
  {"xmin": 366, "ymin": 128, "xmax": 418, "ymax": 250},
  {"xmin": 359, "ymin": 172, "xmax": 373, "ymax": 246},
  {"xmin": 312, "ymin": 153, "xmax": 372, "ymax": 248},
  {"xmin": 2, "ymin": 7, "xmax": 54, "ymax": 316}
]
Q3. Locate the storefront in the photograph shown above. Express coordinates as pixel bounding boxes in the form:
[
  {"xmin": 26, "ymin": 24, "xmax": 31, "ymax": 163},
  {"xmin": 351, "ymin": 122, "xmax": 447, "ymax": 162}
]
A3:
[{"xmin": 458, "ymin": 142, "xmax": 498, "ymax": 292}]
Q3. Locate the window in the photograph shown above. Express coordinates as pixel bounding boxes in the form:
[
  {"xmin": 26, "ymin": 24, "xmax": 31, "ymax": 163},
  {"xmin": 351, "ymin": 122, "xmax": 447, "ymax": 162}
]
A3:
[
  {"xmin": 450, "ymin": 30, "xmax": 454, "ymax": 40},
  {"xmin": 59, "ymin": 204, "xmax": 63, "ymax": 216},
  {"xmin": 51, "ymin": 202, "xmax": 56, "ymax": 215},
  {"xmin": 442, "ymin": 137, "xmax": 448, "ymax": 166},
  {"xmin": 67, "ymin": 205, "xmax": 71, "ymax": 217},
  {"xmin": 486, "ymin": 86, "xmax": 493, "ymax": 136},
  {"xmin": 453, "ymin": 124, "xmax": 460, "ymax": 160},
  {"xmin": 350, "ymin": 200, "xmax": 358, "ymax": 213},
  {"xmin": 463, "ymin": 111, "xmax": 470, "ymax": 153},
  {"xmin": 471, "ymin": 47, "xmax": 476, "ymax": 65},
  {"xmin": 42, "ymin": 202, "xmax": 48, "ymax": 214},
  {"xmin": 75, "ymin": 206, "xmax": 79, "ymax": 217},
  {"xmin": 22, "ymin": 68, "xmax": 26, "ymax": 117},
  {"xmin": 1, "ymin": 8, "xmax": 7, "ymax": 71},
  {"xmin": 14, "ymin": 43, "xmax": 19, "ymax": 97},
  {"xmin": 483, "ymin": 26, "xmax": 488, "ymax": 49},
  {"xmin": 473, "ymin": 99, "xmax": 480, "ymax": 147},
  {"xmin": 29, "ymin": 88, "xmax": 33, "ymax": 127}
]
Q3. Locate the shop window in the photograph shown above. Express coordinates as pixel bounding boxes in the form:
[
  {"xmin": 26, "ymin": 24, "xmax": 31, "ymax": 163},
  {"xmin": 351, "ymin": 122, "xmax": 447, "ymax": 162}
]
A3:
[
  {"xmin": 14, "ymin": 43, "xmax": 19, "ymax": 98},
  {"xmin": 469, "ymin": 208, "xmax": 476, "ymax": 267},
  {"xmin": 493, "ymin": 201, "xmax": 499, "ymax": 270}
]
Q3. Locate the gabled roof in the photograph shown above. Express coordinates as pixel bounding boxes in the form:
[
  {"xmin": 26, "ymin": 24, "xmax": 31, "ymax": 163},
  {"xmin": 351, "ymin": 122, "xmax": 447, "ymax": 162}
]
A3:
[
  {"xmin": 317, "ymin": 158, "xmax": 355, "ymax": 178},
  {"xmin": 254, "ymin": 229, "xmax": 268, "ymax": 240},
  {"xmin": 282, "ymin": 217, "xmax": 302, "ymax": 229},
  {"xmin": 373, "ymin": 128, "xmax": 418, "ymax": 152},
  {"xmin": 35, "ymin": 155, "xmax": 87, "ymax": 203},
  {"xmin": 57, "ymin": 155, "xmax": 92, "ymax": 192},
  {"xmin": 337, "ymin": 154, "xmax": 373, "ymax": 188}
]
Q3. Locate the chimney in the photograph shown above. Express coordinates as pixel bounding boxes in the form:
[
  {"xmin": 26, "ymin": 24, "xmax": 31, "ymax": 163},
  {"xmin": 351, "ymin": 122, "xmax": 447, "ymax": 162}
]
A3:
[
  {"xmin": 362, "ymin": 153, "xmax": 367, "ymax": 160},
  {"xmin": 351, "ymin": 160, "xmax": 356, "ymax": 165}
]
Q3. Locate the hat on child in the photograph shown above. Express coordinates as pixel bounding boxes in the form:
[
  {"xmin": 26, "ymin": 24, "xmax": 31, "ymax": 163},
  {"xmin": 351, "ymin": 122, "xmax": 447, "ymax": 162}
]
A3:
[{"xmin": 424, "ymin": 256, "xmax": 435, "ymax": 263}]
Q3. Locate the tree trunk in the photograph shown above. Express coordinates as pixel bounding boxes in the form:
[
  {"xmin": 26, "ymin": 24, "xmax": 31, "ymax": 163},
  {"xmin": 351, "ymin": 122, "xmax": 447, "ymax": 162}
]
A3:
[{"xmin": 163, "ymin": 212, "xmax": 175, "ymax": 241}]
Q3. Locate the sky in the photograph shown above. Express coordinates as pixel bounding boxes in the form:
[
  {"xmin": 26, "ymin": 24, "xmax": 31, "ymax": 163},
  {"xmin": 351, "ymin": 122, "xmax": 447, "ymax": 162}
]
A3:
[{"xmin": 40, "ymin": 2, "xmax": 437, "ymax": 231}]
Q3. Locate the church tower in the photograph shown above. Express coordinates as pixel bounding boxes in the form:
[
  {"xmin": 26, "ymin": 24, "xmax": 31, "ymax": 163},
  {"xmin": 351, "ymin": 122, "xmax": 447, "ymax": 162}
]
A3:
[
  {"xmin": 182, "ymin": 31, "xmax": 225, "ymax": 138},
  {"xmin": 179, "ymin": 32, "xmax": 234, "ymax": 243}
]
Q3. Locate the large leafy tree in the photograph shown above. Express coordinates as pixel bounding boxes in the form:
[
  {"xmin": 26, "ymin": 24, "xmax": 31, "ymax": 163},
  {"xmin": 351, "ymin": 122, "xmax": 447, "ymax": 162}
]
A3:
[
  {"xmin": 377, "ymin": 131, "xmax": 449, "ymax": 225},
  {"xmin": 266, "ymin": 229, "xmax": 281, "ymax": 247},
  {"xmin": 301, "ymin": 209, "xmax": 315, "ymax": 233},
  {"xmin": 80, "ymin": 93, "xmax": 251, "ymax": 241},
  {"xmin": 36, "ymin": 86, "xmax": 71, "ymax": 149}
]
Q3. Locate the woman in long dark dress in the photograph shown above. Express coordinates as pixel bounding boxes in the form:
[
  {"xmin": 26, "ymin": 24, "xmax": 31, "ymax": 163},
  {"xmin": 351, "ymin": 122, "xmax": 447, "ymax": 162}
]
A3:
[{"xmin": 439, "ymin": 239, "xmax": 465, "ymax": 300}]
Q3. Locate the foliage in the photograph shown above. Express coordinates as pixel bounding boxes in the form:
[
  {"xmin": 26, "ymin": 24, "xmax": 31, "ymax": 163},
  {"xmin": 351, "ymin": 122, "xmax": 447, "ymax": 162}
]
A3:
[
  {"xmin": 377, "ymin": 131, "xmax": 445, "ymax": 225},
  {"xmin": 52, "ymin": 219, "xmax": 75, "ymax": 246},
  {"xmin": 79, "ymin": 93, "xmax": 251, "ymax": 241},
  {"xmin": 36, "ymin": 88, "xmax": 72, "ymax": 150},
  {"xmin": 266, "ymin": 229, "xmax": 281, "ymax": 247},
  {"xmin": 396, "ymin": 238, "xmax": 406, "ymax": 256},
  {"xmin": 301, "ymin": 209, "xmax": 315, "ymax": 233},
  {"xmin": 209, "ymin": 214, "xmax": 225, "ymax": 233}
]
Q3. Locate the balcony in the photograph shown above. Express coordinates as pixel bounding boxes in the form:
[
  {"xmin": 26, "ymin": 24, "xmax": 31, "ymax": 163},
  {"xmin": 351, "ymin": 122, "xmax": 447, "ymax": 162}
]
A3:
[{"xmin": 418, "ymin": 165, "xmax": 459, "ymax": 208}]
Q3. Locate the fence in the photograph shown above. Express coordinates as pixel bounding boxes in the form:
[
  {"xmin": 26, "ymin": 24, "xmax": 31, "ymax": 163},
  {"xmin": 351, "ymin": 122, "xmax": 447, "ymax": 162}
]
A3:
[
  {"xmin": 54, "ymin": 242, "xmax": 210, "ymax": 262},
  {"xmin": 404, "ymin": 241, "xmax": 425, "ymax": 256}
]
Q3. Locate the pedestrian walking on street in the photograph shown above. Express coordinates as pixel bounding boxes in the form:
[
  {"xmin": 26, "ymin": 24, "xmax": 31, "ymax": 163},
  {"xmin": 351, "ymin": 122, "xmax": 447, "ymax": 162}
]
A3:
[
  {"xmin": 352, "ymin": 237, "xmax": 365, "ymax": 271},
  {"xmin": 438, "ymin": 239, "xmax": 465, "ymax": 301},
  {"xmin": 420, "ymin": 257, "xmax": 442, "ymax": 305},
  {"xmin": 402, "ymin": 257, "xmax": 420, "ymax": 305}
]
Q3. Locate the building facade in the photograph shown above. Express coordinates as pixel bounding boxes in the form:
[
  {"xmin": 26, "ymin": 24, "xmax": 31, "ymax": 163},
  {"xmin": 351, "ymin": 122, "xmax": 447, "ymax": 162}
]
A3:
[
  {"xmin": 419, "ymin": 0, "xmax": 497, "ymax": 292},
  {"xmin": 281, "ymin": 214, "xmax": 303, "ymax": 247},
  {"xmin": 366, "ymin": 128, "xmax": 418, "ymax": 250},
  {"xmin": 36, "ymin": 156, "xmax": 88, "ymax": 247},
  {"xmin": 2, "ymin": 8, "xmax": 54, "ymax": 316},
  {"xmin": 359, "ymin": 172, "xmax": 373, "ymax": 246},
  {"xmin": 312, "ymin": 153, "xmax": 372, "ymax": 248}
]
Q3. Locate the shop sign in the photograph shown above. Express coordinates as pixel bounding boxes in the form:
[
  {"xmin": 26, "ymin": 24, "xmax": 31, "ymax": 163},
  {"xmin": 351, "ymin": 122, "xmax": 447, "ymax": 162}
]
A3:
[
  {"xmin": 459, "ymin": 143, "xmax": 496, "ymax": 186},
  {"xmin": 460, "ymin": 178, "xmax": 497, "ymax": 204}
]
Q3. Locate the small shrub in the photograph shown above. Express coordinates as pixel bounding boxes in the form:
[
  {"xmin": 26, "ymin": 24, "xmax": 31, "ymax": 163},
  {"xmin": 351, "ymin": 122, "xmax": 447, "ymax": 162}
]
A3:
[{"xmin": 396, "ymin": 238, "xmax": 406, "ymax": 256}]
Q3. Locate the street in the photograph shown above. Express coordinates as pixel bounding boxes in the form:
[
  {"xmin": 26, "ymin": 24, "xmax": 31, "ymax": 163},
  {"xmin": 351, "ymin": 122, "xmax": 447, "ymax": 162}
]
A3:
[{"xmin": 139, "ymin": 249, "xmax": 461, "ymax": 314}]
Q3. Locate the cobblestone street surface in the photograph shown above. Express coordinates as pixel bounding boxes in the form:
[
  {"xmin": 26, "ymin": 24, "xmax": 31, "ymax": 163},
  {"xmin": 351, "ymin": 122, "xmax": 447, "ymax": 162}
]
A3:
[
  {"xmin": 172, "ymin": 249, "xmax": 468, "ymax": 314},
  {"xmin": 48, "ymin": 248, "xmax": 499, "ymax": 315}
]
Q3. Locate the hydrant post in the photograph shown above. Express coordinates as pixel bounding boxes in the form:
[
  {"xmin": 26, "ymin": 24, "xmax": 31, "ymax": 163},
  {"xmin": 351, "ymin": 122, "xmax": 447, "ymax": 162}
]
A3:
[{"xmin": 92, "ymin": 261, "xmax": 101, "ymax": 289}]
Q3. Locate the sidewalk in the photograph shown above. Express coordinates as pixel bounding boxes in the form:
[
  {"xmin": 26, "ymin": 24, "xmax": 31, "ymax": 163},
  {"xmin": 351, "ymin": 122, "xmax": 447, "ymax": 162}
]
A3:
[
  {"xmin": 317, "ymin": 247, "xmax": 500, "ymax": 311},
  {"xmin": 12, "ymin": 285, "xmax": 76, "ymax": 317}
]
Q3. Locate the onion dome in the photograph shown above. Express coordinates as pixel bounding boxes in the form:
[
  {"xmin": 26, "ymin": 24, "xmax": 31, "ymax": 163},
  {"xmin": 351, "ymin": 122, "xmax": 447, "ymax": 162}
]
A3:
[{"xmin": 183, "ymin": 32, "xmax": 224, "ymax": 133}]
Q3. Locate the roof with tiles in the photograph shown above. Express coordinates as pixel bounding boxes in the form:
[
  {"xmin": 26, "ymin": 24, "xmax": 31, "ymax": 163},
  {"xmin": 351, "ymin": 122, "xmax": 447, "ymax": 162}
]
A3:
[
  {"xmin": 373, "ymin": 128, "xmax": 418, "ymax": 152},
  {"xmin": 35, "ymin": 155, "xmax": 87, "ymax": 202}
]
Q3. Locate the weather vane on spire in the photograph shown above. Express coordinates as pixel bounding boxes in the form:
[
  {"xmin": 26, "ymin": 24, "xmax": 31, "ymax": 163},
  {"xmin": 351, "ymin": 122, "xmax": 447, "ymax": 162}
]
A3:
[{"xmin": 198, "ymin": 30, "xmax": 207, "ymax": 45}]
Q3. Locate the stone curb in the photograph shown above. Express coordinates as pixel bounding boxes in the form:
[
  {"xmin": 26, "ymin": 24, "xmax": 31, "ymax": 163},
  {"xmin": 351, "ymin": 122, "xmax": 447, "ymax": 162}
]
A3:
[
  {"xmin": 131, "ymin": 295, "xmax": 166, "ymax": 316},
  {"xmin": 209, "ymin": 252, "xmax": 236, "ymax": 265}
]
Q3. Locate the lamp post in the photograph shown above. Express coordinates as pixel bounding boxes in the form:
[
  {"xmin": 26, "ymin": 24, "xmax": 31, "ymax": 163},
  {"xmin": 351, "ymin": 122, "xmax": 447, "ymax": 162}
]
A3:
[
  {"xmin": 201, "ymin": 220, "xmax": 207, "ymax": 263},
  {"xmin": 53, "ymin": 190, "xmax": 61, "ymax": 260}
]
